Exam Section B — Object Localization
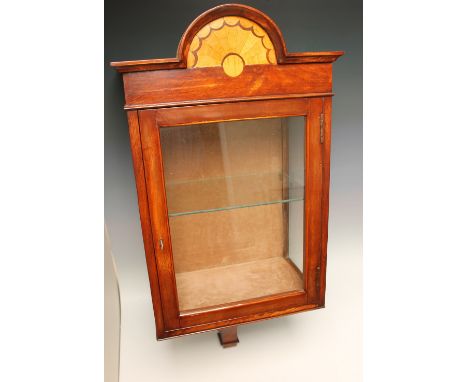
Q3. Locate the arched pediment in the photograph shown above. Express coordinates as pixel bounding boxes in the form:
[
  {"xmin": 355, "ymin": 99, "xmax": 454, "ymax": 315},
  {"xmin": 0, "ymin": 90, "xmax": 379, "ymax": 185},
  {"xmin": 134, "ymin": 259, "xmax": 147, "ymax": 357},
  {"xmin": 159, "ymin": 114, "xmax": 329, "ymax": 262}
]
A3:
[
  {"xmin": 178, "ymin": 4, "xmax": 286, "ymax": 76},
  {"xmin": 111, "ymin": 4, "xmax": 343, "ymax": 73},
  {"xmin": 186, "ymin": 16, "xmax": 276, "ymax": 77}
]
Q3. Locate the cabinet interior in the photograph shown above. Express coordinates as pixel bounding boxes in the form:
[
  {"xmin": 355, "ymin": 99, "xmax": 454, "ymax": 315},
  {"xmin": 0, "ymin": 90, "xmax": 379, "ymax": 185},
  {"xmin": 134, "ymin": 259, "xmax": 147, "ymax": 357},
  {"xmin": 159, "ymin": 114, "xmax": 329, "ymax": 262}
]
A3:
[{"xmin": 160, "ymin": 117, "xmax": 306, "ymax": 313}]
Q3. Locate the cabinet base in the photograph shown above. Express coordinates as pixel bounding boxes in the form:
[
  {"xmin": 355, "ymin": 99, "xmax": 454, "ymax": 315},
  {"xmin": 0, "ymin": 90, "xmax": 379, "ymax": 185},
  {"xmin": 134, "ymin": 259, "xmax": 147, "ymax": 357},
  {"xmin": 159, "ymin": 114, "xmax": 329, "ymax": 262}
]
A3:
[{"xmin": 217, "ymin": 327, "xmax": 239, "ymax": 348}]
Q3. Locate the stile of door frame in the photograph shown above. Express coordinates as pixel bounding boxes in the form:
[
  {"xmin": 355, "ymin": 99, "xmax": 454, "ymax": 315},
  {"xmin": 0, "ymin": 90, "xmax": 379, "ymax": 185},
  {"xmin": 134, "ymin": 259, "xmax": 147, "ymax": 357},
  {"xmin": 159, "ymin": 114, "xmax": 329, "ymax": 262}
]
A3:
[
  {"xmin": 318, "ymin": 96, "xmax": 333, "ymax": 306},
  {"xmin": 304, "ymin": 97, "xmax": 325, "ymax": 304},
  {"xmin": 127, "ymin": 110, "xmax": 167, "ymax": 338},
  {"xmin": 138, "ymin": 109, "xmax": 181, "ymax": 330}
]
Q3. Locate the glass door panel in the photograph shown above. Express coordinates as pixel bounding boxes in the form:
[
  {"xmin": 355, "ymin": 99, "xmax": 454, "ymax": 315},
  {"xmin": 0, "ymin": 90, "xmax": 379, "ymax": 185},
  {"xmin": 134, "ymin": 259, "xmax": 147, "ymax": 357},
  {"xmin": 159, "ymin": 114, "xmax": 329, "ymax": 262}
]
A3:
[{"xmin": 160, "ymin": 116, "xmax": 305, "ymax": 313}]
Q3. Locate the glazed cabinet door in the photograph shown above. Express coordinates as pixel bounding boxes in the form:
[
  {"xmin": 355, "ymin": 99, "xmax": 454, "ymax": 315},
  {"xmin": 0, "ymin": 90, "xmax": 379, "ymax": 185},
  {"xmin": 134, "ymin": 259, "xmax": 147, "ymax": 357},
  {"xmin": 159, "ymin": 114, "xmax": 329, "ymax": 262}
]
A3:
[{"xmin": 137, "ymin": 98, "xmax": 327, "ymax": 333}]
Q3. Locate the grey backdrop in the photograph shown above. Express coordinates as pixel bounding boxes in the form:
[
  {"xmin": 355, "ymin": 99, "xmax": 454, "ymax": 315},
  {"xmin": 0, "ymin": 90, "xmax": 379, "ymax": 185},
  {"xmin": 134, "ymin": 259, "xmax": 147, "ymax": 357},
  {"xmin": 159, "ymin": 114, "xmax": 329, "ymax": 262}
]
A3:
[{"xmin": 105, "ymin": 1, "xmax": 362, "ymax": 380}]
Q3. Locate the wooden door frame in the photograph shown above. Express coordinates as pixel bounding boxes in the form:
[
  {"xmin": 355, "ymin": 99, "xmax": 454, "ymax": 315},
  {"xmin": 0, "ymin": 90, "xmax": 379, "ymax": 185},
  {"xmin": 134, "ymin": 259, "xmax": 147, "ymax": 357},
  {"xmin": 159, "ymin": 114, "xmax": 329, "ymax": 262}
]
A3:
[{"xmin": 131, "ymin": 97, "xmax": 330, "ymax": 339}]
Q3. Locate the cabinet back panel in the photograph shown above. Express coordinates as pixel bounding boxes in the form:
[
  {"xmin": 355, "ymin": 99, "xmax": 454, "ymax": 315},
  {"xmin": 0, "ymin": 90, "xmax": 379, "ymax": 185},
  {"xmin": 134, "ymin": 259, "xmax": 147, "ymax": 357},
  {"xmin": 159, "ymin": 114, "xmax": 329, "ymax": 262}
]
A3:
[
  {"xmin": 158, "ymin": 114, "xmax": 306, "ymax": 314},
  {"xmin": 169, "ymin": 204, "xmax": 285, "ymax": 273},
  {"xmin": 160, "ymin": 118, "xmax": 285, "ymax": 272}
]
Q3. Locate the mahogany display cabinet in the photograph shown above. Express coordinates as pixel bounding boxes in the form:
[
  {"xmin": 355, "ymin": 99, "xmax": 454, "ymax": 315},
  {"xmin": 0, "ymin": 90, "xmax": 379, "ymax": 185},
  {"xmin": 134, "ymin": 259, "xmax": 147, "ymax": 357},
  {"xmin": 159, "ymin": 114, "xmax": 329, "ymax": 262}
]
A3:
[{"xmin": 111, "ymin": 4, "xmax": 343, "ymax": 347}]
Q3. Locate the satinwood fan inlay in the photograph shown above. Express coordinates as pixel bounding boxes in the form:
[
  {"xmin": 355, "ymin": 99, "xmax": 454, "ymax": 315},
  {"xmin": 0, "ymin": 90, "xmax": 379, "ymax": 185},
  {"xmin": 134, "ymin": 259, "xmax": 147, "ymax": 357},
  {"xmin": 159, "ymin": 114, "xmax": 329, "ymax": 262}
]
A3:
[{"xmin": 187, "ymin": 16, "xmax": 276, "ymax": 77}]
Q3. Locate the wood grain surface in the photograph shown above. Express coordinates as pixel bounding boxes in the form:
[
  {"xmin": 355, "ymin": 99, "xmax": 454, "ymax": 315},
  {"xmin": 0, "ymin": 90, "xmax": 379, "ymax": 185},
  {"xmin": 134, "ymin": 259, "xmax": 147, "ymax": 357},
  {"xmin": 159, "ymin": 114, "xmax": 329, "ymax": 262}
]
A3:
[{"xmin": 110, "ymin": 4, "xmax": 343, "ymax": 73}]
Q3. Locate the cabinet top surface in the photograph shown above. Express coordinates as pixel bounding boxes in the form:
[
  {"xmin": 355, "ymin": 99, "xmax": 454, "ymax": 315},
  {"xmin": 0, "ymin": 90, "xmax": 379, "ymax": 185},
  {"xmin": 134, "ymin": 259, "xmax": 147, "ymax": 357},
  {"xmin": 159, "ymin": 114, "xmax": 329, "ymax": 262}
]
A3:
[{"xmin": 110, "ymin": 4, "xmax": 344, "ymax": 74}]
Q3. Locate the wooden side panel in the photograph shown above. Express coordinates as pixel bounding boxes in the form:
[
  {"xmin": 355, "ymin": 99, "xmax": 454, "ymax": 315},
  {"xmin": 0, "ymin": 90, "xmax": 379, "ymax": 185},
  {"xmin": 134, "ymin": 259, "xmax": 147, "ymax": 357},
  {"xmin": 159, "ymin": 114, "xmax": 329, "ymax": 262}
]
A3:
[
  {"xmin": 126, "ymin": 111, "xmax": 165, "ymax": 339},
  {"xmin": 138, "ymin": 109, "xmax": 180, "ymax": 330},
  {"xmin": 123, "ymin": 64, "xmax": 332, "ymax": 109},
  {"xmin": 319, "ymin": 96, "xmax": 333, "ymax": 306},
  {"xmin": 304, "ymin": 98, "xmax": 324, "ymax": 304}
]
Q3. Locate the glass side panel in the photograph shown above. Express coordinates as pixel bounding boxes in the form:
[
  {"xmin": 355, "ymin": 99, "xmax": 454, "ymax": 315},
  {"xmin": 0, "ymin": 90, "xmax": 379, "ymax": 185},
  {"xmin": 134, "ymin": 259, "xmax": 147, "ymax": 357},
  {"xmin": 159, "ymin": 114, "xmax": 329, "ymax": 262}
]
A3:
[{"xmin": 160, "ymin": 116, "xmax": 305, "ymax": 313}]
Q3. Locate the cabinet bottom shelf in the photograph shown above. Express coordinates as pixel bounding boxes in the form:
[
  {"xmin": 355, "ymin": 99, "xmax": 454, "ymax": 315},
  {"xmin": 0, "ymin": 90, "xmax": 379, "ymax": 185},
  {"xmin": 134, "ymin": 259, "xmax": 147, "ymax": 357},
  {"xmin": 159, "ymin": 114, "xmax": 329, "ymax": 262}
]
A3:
[{"xmin": 176, "ymin": 257, "xmax": 303, "ymax": 312}]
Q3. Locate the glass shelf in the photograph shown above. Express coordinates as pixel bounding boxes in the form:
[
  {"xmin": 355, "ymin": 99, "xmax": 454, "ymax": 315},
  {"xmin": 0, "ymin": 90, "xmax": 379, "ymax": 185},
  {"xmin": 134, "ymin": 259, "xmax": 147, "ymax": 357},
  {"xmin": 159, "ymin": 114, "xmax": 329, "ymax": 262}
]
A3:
[{"xmin": 165, "ymin": 172, "xmax": 304, "ymax": 217}]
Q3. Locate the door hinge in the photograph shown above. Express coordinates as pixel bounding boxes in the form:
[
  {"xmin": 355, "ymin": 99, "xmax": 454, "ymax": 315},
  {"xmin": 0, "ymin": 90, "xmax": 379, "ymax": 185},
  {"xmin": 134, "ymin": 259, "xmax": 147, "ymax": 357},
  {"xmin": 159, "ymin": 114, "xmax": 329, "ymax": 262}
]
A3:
[
  {"xmin": 320, "ymin": 113, "xmax": 324, "ymax": 144},
  {"xmin": 158, "ymin": 239, "xmax": 164, "ymax": 251},
  {"xmin": 316, "ymin": 266, "xmax": 321, "ymax": 290}
]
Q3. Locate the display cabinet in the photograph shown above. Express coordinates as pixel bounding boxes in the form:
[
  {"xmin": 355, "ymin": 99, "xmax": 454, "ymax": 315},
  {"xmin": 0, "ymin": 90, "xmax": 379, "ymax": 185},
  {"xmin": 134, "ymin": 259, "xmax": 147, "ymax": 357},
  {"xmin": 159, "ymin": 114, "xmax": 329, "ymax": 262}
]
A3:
[{"xmin": 111, "ymin": 4, "xmax": 343, "ymax": 347}]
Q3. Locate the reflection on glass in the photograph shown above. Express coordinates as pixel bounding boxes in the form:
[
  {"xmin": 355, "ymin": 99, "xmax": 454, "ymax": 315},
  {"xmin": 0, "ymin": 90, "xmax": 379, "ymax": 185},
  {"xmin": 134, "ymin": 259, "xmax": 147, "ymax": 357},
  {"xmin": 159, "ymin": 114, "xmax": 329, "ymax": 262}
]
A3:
[{"xmin": 160, "ymin": 117, "xmax": 305, "ymax": 312}]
